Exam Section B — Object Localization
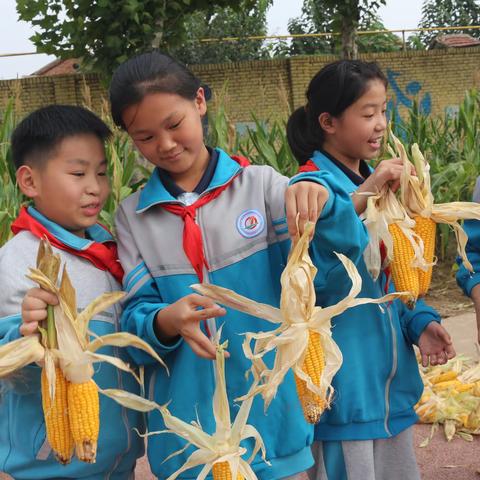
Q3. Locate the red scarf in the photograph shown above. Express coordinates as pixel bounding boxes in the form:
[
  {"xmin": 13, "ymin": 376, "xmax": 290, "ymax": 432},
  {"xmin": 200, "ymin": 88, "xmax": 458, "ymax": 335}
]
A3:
[
  {"xmin": 160, "ymin": 155, "xmax": 250, "ymax": 283},
  {"xmin": 298, "ymin": 160, "xmax": 391, "ymax": 293},
  {"xmin": 11, "ymin": 207, "xmax": 124, "ymax": 284},
  {"xmin": 298, "ymin": 159, "xmax": 319, "ymax": 173}
]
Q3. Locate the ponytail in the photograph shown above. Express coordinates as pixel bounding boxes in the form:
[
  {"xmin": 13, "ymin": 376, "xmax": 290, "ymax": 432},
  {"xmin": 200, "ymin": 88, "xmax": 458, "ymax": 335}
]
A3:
[{"xmin": 286, "ymin": 106, "xmax": 324, "ymax": 165}]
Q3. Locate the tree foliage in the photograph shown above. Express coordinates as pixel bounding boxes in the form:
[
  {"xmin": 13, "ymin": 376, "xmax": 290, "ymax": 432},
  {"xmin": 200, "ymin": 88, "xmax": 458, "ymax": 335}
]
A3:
[
  {"xmin": 16, "ymin": 0, "xmax": 257, "ymax": 77},
  {"xmin": 417, "ymin": 0, "xmax": 480, "ymax": 47},
  {"xmin": 170, "ymin": 0, "xmax": 272, "ymax": 65},
  {"xmin": 285, "ymin": 0, "xmax": 398, "ymax": 59}
]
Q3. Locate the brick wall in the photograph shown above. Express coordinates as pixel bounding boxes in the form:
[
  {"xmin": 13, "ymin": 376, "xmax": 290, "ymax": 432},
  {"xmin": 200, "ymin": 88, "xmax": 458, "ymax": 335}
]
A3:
[{"xmin": 1, "ymin": 48, "xmax": 479, "ymax": 123}]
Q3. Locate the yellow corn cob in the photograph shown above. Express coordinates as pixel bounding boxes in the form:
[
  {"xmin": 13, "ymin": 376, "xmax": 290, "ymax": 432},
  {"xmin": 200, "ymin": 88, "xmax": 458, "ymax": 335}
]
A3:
[
  {"xmin": 465, "ymin": 413, "xmax": 480, "ymax": 430},
  {"xmin": 67, "ymin": 380, "xmax": 99, "ymax": 463},
  {"xmin": 414, "ymin": 215, "xmax": 436, "ymax": 296},
  {"xmin": 294, "ymin": 330, "xmax": 326, "ymax": 424},
  {"xmin": 433, "ymin": 380, "xmax": 462, "ymax": 392},
  {"xmin": 455, "ymin": 383, "xmax": 476, "ymax": 393},
  {"xmin": 418, "ymin": 393, "xmax": 431, "ymax": 405},
  {"xmin": 212, "ymin": 462, "xmax": 244, "ymax": 480},
  {"xmin": 388, "ymin": 223, "xmax": 419, "ymax": 308},
  {"xmin": 473, "ymin": 381, "xmax": 480, "ymax": 397},
  {"xmin": 41, "ymin": 366, "xmax": 74, "ymax": 464},
  {"xmin": 429, "ymin": 371, "xmax": 458, "ymax": 384}
]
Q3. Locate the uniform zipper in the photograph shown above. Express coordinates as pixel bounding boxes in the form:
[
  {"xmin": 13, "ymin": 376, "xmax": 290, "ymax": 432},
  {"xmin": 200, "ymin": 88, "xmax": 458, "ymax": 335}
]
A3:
[
  {"xmin": 384, "ymin": 305, "xmax": 398, "ymax": 437},
  {"xmin": 196, "ymin": 208, "xmax": 217, "ymax": 384}
]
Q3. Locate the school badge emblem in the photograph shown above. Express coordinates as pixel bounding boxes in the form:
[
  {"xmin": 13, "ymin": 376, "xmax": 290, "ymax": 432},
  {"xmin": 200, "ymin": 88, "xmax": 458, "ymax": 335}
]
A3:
[{"xmin": 236, "ymin": 209, "xmax": 265, "ymax": 238}]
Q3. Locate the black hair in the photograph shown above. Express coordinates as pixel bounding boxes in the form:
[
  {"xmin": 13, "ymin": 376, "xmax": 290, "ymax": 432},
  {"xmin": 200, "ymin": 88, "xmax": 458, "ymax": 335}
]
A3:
[
  {"xmin": 11, "ymin": 105, "xmax": 112, "ymax": 170},
  {"xmin": 287, "ymin": 60, "xmax": 388, "ymax": 165},
  {"xmin": 109, "ymin": 50, "xmax": 202, "ymax": 130}
]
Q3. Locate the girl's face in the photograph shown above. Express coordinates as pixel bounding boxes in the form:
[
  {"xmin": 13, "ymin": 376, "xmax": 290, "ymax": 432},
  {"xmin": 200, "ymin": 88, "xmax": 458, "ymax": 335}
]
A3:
[
  {"xmin": 323, "ymin": 79, "xmax": 387, "ymax": 165},
  {"xmin": 122, "ymin": 89, "xmax": 209, "ymax": 182}
]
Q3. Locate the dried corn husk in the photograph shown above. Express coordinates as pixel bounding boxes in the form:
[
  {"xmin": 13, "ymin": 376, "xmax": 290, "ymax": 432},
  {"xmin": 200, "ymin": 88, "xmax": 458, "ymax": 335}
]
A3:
[
  {"xmin": 362, "ymin": 184, "xmax": 424, "ymax": 281},
  {"xmin": 102, "ymin": 330, "xmax": 268, "ymax": 480},
  {"xmin": 0, "ymin": 239, "xmax": 167, "ymax": 463},
  {"xmin": 394, "ymin": 131, "xmax": 480, "ymax": 273},
  {"xmin": 192, "ymin": 222, "xmax": 404, "ymax": 411},
  {"xmin": 416, "ymin": 356, "xmax": 480, "ymax": 444}
]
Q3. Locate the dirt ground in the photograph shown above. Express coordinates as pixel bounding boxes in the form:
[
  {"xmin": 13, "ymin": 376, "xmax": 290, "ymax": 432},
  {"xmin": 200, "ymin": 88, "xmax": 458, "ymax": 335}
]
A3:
[{"xmin": 424, "ymin": 256, "xmax": 474, "ymax": 319}]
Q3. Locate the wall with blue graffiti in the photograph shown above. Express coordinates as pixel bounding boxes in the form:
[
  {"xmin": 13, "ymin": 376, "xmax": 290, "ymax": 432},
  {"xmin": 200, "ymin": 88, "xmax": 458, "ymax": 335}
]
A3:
[
  {"xmin": 0, "ymin": 47, "xmax": 478, "ymax": 123},
  {"xmin": 386, "ymin": 68, "xmax": 432, "ymax": 124}
]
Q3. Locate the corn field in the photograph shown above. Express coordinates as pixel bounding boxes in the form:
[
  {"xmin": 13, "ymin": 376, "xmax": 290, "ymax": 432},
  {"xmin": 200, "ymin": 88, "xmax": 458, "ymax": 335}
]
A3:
[{"xmin": 0, "ymin": 89, "xmax": 478, "ymax": 260}]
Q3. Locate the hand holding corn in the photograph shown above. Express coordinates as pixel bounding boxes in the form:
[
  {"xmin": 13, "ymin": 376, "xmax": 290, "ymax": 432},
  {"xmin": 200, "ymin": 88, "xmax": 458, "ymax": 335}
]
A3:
[
  {"xmin": 285, "ymin": 181, "xmax": 329, "ymax": 238},
  {"xmin": 0, "ymin": 239, "xmax": 168, "ymax": 465},
  {"xmin": 20, "ymin": 287, "xmax": 58, "ymax": 336},
  {"xmin": 352, "ymin": 157, "xmax": 414, "ymax": 215},
  {"xmin": 192, "ymin": 222, "xmax": 406, "ymax": 424}
]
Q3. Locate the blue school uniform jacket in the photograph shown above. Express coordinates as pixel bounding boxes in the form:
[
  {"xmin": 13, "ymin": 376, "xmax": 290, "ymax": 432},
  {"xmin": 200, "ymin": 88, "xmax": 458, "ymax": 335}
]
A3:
[
  {"xmin": 303, "ymin": 150, "xmax": 440, "ymax": 442},
  {"xmin": 114, "ymin": 148, "xmax": 364, "ymax": 479},
  {"xmin": 0, "ymin": 208, "xmax": 144, "ymax": 480},
  {"xmin": 456, "ymin": 176, "xmax": 480, "ymax": 295}
]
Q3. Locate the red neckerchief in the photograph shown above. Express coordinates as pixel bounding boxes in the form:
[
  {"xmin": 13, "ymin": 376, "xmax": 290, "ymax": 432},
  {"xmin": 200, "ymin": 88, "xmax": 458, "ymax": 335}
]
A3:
[
  {"xmin": 160, "ymin": 155, "xmax": 250, "ymax": 283},
  {"xmin": 298, "ymin": 159, "xmax": 319, "ymax": 173},
  {"xmin": 297, "ymin": 160, "xmax": 391, "ymax": 293},
  {"xmin": 11, "ymin": 207, "xmax": 124, "ymax": 284}
]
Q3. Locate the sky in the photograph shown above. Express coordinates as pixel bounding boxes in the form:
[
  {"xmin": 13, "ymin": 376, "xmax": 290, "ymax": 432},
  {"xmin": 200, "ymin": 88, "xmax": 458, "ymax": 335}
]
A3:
[{"xmin": 0, "ymin": 0, "xmax": 424, "ymax": 80}]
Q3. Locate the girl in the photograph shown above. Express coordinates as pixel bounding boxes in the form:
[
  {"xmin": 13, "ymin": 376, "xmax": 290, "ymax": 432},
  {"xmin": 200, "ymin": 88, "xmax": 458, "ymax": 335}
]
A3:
[
  {"xmin": 109, "ymin": 51, "xmax": 364, "ymax": 479},
  {"xmin": 287, "ymin": 60, "xmax": 455, "ymax": 480}
]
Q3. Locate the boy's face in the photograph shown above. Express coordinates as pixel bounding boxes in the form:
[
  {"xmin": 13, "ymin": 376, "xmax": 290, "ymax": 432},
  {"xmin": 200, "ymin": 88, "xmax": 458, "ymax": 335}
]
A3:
[
  {"xmin": 23, "ymin": 134, "xmax": 110, "ymax": 237},
  {"xmin": 122, "ymin": 89, "xmax": 209, "ymax": 184}
]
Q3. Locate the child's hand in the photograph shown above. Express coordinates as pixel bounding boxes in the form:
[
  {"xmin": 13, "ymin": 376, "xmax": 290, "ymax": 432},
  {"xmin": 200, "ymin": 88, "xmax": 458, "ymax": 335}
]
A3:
[
  {"xmin": 361, "ymin": 157, "xmax": 415, "ymax": 194},
  {"xmin": 418, "ymin": 321, "xmax": 456, "ymax": 367},
  {"xmin": 154, "ymin": 294, "xmax": 227, "ymax": 360},
  {"xmin": 351, "ymin": 158, "xmax": 416, "ymax": 215},
  {"xmin": 20, "ymin": 288, "xmax": 59, "ymax": 336},
  {"xmin": 286, "ymin": 182, "xmax": 329, "ymax": 238}
]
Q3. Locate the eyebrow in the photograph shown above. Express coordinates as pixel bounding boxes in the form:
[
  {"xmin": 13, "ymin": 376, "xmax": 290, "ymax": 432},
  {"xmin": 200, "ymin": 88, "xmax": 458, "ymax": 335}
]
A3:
[
  {"xmin": 361, "ymin": 102, "xmax": 387, "ymax": 109},
  {"xmin": 130, "ymin": 112, "xmax": 181, "ymax": 135},
  {"xmin": 66, "ymin": 158, "xmax": 107, "ymax": 166}
]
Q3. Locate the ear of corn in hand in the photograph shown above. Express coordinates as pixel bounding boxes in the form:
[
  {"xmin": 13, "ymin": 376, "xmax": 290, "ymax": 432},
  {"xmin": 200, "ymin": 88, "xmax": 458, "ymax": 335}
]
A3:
[
  {"xmin": 212, "ymin": 461, "xmax": 244, "ymax": 480},
  {"xmin": 0, "ymin": 239, "xmax": 167, "ymax": 464},
  {"xmin": 389, "ymin": 131, "xmax": 480, "ymax": 299},
  {"xmin": 41, "ymin": 365, "xmax": 74, "ymax": 464},
  {"xmin": 388, "ymin": 222, "xmax": 419, "ymax": 308},
  {"xmin": 100, "ymin": 332, "xmax": 268, "ymax": 480},
  {"xmin": 294, "ymin": 330, "xmax": 326, "ymax": 424},
  {"xmin": 192, "ymin": 221, "xmax": 404, "ymax": 424}
]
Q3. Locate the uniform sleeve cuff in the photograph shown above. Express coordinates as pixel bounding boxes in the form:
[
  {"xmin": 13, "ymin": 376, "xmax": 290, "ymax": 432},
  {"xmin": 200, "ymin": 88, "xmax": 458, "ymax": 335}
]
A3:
[
  {"xmin": 146, "ymin": 308, "xmax": 183, "ymax": 353},
  {"xmin": 409, "ymin": 315, "xmax": 439, "ymax": 345},
  {"xmin": 464, "ymin": 273, "xmax": 480, "ymax": 297}
]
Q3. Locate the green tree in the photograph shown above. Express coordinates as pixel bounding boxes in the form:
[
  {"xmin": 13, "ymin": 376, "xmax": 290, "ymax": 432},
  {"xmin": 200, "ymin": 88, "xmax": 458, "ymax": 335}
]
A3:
[
  {"xmin": 287, "ymin": 0, "xmax": 398, "ymax": 59},
  {"xmin": 417, "ymin": 0, "xmax": 480, "ymax": 47},
  {"xmin": 16, "ymin": 0, "xmax": 257, "ymax": 78},
  {"xmin": 170, "ymin": 0, "xmax": 272, "ymax": 65}
]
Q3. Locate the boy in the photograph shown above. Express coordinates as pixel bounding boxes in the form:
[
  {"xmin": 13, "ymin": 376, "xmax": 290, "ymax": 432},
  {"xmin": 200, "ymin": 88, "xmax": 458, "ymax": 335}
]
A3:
[{"xmin": 0, "ymin": 105, "xmax": 143, "ymax": 479}]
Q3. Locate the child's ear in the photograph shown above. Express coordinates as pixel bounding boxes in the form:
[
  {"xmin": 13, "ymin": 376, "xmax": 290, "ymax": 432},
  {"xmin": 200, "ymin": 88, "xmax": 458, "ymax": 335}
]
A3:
[
  {"xmin": 16, "ymin": 165, "xmax": 39, "ymax": 198},
  {"xmin": 195, "ymin": 87, "xmax": 207, "ymax": 116},
  {"xmin": 318, "ymin": 112, "xmax": 336, "ymax": 135}
]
